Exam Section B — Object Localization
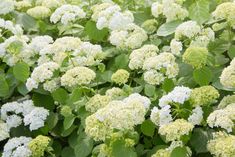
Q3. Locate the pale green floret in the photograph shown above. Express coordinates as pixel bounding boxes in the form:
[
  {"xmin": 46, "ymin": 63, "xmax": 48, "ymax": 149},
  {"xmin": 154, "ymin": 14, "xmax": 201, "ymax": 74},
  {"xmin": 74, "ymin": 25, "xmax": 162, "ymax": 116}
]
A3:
[
  {"xmin": 182, "ymin": 46, "xmax": 208, "ymax": 69},
  {"xmin": 207, "ymin": 131, "xmax": 235, "ymax": 157},
  {"xmin": 151, "ymin": 149, "xmax": 170, "ymax": 157},
  {"xmin": 159, "ymin": 119, "xmax": 194, "ymax": 142},
  {"xmin": 111, "ymin": 69, "xmax": 130, "ymax": 85},
  {"xmin": 190, "ymin": 86, "xmax": 220, "ymax": 107},
  {"xmin": 27, "ymin": 6, "xmax": 51, "ymax": 19},
  {"xmin": 28, "ymin": 135, "xmax": 51, "ymax": 157},
  {"xmin": 60, "ymin": 106, "xmax": 72, "ymax": 117},
  {"xmin": 218, "ymin": 95, "xmax": 235, "ymax": 109},
  {"xmin": 85, "ymin": 94, "xmax": 111, "ymax": 113},
  {"xmin": 141, "ymin": 19, "xmax": 158, "ymax": 34}
]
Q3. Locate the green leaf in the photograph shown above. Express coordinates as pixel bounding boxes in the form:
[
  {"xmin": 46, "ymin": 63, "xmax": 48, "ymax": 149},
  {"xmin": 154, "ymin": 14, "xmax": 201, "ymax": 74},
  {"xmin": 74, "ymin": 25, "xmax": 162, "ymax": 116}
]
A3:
[
  {"xmin": 17, "ymin": 83, "xmax": 29, "ymax": 96},
  {"xmin": 170, "ymin": 146, "xmax": 190, "ymax": 157},
  {"xmin": 162, "ymin": 79, "xmax": 174, "ymax": 92},
  {"xmin": 0, "ymin": 75, "xmax": 10, "ymax": 97},
  {"xmin": 46, "ymin": 112, "xmax": 58, "ymax": 130},
  {"xmin": 141, "ymin": 120, "xmax": 155, "ymax": 137},
  {"xmin": 13, "ymin": 62, "xmax": 30, "ymax": 82},
  {"xmin": 190, "ymin": 128, "xmax": 212, "ymax": 154},
  {"xmin": 16, "ymin": 13, "xmax": 37, "ymax": 31},
  {"xmin": 111, "ymin": 140, "xmax": 137, "ymax": 157},
  {"xmin": 64, "ymin": 115, "xmax": 75, "ymax": 130},
  {"xmin": 61, "ymin": 147, "xmax": 75, "ymax": 157},
  {"xmin": 189, "ymin": 0, "xmax": 210, "ymax": 24},
  {"xmin": 32, "ymin": 93, "xmax": 55, "ymax": 111},
  {"xmin": 74, "ymin": 137, "xmax": 93, "ymax": 157},
  {"xmin": 144, "ymin": 84, "xmax": 156, "ymax": 97},
  {"xmin": 67, "ymin": 87, "xmax": 82, "ymax": 105},
  {"xmin": 52, "ymin": 88, "xmax": 69, "ymax": 105},
  {"xmin": 84, "ymin": 21, "xmax": 109, "ymax": 42},
  {"xmin": 193, "ymin": 67, "xmax": 212, "ymax": 86},
  {"xmin": 114, "ymin": 54, "xmax": 129, "ymax": 69},
  {"xmin": 157, "ymin": 20, "xmax": 182, "ymax": 36},
  {"xmin": 228, "ymin": 45, "xmax": 235, "ymax": 59},
  {"xmin": 208, "ymin": 39, "xmax": 230, "ymax": 54}
]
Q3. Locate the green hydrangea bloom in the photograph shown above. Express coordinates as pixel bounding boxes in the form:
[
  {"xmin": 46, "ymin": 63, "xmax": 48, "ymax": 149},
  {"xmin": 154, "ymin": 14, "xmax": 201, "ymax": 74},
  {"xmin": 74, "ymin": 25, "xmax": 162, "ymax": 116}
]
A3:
[
  {"xmin": 182, "ymin": 46, "xmax": 208, "ymax": 69},
  {"xmin": 190, "ymin": 86, "xmax": 220, "ymax": 106},
  {"xmin": 218, "ymin": 95, "xmax": 235, "ymax": 109},
  {"xmin": 141, "ymin": 19, "xmax": 158, "ymax": 34},
  {"xmin": 111, "ymin": 69, "xmax": 130, "ymax": 85},
  {"xmin": 28, "ymin": 135, "xmax": 51, "ymax": 157},
  {"xmin": 60, "ymin": 106, "xmax": 72, "ymax": 117},
  {"xmin": 27, "ymin": 6, "xmax": 51, "ymax": 19}
]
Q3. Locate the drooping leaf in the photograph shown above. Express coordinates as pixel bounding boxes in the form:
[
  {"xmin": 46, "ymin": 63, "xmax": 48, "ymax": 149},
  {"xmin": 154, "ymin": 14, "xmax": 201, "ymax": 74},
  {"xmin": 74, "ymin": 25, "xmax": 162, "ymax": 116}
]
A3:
[
  {"xmin": 13, "ymin": 62, "xmax": 30, "ymax": 82},
  {"xmin": 193, "ymin": 67, "xmax": 212, "ymax": 86},
  {"xmin": 157, "ymin": 20, "xmax": 182, "ymax": 36},
  {"xmin": 189, "ymin": 0, "xmax": 210, "ymax": 24}
]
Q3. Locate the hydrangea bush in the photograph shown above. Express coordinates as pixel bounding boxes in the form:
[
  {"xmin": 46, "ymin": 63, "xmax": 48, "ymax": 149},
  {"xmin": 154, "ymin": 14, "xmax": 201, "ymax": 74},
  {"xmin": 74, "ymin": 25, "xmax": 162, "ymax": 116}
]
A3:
[{"xmin": 1, "ymin": 0, "xmax": 235, "ymax": 157}]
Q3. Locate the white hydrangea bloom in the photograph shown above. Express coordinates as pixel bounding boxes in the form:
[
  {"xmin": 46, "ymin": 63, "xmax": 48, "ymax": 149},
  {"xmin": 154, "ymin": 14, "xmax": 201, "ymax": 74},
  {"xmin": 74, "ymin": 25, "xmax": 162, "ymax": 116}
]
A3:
[
  {"xmin": 142, "ymin": 52, "xmax": 179, "ymax": 85},
  {"xmin": 109, "ymin": 23, "xmax": 148, "ymax": 49},
  {"xmin": 175, "ymin": 21, "xmax": 201, "ymax": 40},
  {"xmin": 61, "ymin": 66, "xmax": 96, "ymax": 87},
  {"xmin": 188, "ymin": 106, "xmax": 203, "ymax": 125},
  {"xmin": 129, "ymin": 45, "xmax": 159, "ymax": 70},
  {"xmin": 207, "ymin": 103, "xmax": 235, "ymax": 132},
  {"xmin": 29, "ymin": 35, "xmax": 53, "ymax": 52},
  {"xmin": 0, "ymin": 18, "xmax": 23, "ymax": 35},
  {"xmin": 85, "ymin": 93, "xmax": 150, "ymax": 141},
  {"xmin": 26, "ymin": 62, "xmax": 59, "ymax": 91},
  {"xmin": 91, "ymin": 3, "xmax": 134, "ymax": 30},
  {"xmin": 151, "ymin": 2, "xmax": 163, "ymax": 18},
  {"xmin": 170, "ymin": 39, "xmax": 182, "ymax": 56},
  {"xmin": 0, "ymin": 121, "xmax": 10, "ymax": 141},
  {"xmin": 159, "ymin": 86, "xmax": 192, "ymax": 107},
  {"xmin": 2, "ymin": 136, "xmax": 32, "ymax": 157},
  {"xmin": 0, "ymin": 0, "xmax": 14, "ymax": 15},
  {"xmin": 23, "ymin": 107, "xmax": 49, "ymax": 131},
  {"xmin": 6, "ymin": 115, "xmax": 22, "ymax": 129},
  {"xmin": 220, "ymin": 58, "xmax": 235, "ymax": 88},
  {"xmin": 150, "ymin": 105, "xmax": 173, "ymax": 126},
  {"xmin": 43, "ymin": 77, "xmax": 60, "ymax": 92},
  {"xmin": 50, "ymin": 4, "xmax": 86, "ymax": 25}
]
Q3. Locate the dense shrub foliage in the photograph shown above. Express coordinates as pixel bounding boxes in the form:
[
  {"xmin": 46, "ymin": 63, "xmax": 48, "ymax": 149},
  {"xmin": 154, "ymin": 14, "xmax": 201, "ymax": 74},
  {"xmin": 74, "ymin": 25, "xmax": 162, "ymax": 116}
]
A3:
[{"xmin": 1, "ymin": 0, "xmax": 235, "ymax": 157}]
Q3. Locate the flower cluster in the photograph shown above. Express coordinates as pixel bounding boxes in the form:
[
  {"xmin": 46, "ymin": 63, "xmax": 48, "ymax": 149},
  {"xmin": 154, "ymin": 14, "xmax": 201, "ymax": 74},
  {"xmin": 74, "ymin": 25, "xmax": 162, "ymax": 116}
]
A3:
[
  {"xmin": 207, "ymin": 103, "xmax": 235, "ymax": 132},
  {"xmin": 111, "ymin": 69, "xmax": 130, "ymax": 85},
  {"xmin": 143, "ymin": 52, "xmax": 179, "ymax": 85},
  {"xmin": 0, "ymin": 100, "xmax": 49, "ymax": 131},
  {"xmin": 91, "ymin": 3, "xmax": 134, "ymax": 30},
  {"xmin": 207, "ymin": 132, "xmax": 235, "ymax": 157},
  {"xmin": 50, "ymin": 4, "xmax": 86, "ymax": 25},
  {"xmin": 151, "ymin": 0, "xmax": 188, "ymax": 22},
  {"xmin": 220, "ymin": 58, "xmax": 235, "ymax": 88},
  {"xmin": 85, "ymin": 93, "xmax": 150, "ymax": 141}
]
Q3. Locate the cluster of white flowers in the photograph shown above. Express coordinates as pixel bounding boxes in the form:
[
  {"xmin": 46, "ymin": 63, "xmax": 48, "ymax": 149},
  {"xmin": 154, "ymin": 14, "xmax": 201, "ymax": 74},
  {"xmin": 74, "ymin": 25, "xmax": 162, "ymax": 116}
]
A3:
[
  {"xmin": 0, "ymin": 18, "xmax": 23, "ymax": 35},
  {"xmin": 142, "ymin": 52, "xmax": 179, "ymax": 85},
  {"xmin": 61, "ymin": 66, "xmax": 96, "ymax": 88},
  {"xmin": 0, "ymin": 0, "xmax": 15, "ymax": 15},
  {"xmin": 150, "ymin": 105, "xmax": 173, "ymax": 127},
  {"xmin": 159, "ymin": 86, "xmax": 191, "ymax": 107},
  {"xmin": 28, "ymin": 35, "xmax": 54, "ymax": 53},
  {"xmin": 26, "ymin": 61, "xmax": 60, "ymax": 91},
  {"xmin": 91, "ymin": 3, "xmax": 134, "ymax": 30},
  {"xmin": 109, "ymin": 23, "xmax": 148, "ymax": 49},
  {"xmin": 2, "ymin": 136, "xmax": 32, "ymax": 157},
  {"xmin": 220, "ymin": 58, "xmax": 235, "ymax": 88},
  {"xmin": 105, "ymin": 87, "xmax": 126, "ymax": 100},
  {"xmin": 0, "ymin": 120, "xmax": 9, "ymax": 141},
  {"xmin": 129, "ymin": 44, "xmax": 159, "ymax": 70},
  {"xmin": 207, "ymin": 103, "xmax": 235, "ymax": 132},
  {"xmin": 188, "ymin": 106, "xmax": 203, "ymax": 125},
  {"xmin": 170, "ymin": 39, "xmax": 183, "ymax": 56},
  {"xmin": 50, "ymin": 4, "xmax": 86, "ymax": 25},
  {"xmin": 0, "ymin": 100, "xmax": 49, "ymax": 131},
  {"xmin": 85, "ymin": 93, "xmax": 151, "ymax": 141},
  {"xmin": 151, "ymin": 0, "xmax": 188, "ymax": 22},
  {"xmin": 175, "ymin": 21, "xmax": 201, "ymax": 40}
]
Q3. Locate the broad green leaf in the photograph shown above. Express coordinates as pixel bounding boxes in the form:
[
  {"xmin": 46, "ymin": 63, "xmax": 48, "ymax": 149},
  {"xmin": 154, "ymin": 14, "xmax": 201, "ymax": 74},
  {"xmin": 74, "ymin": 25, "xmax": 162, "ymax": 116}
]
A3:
[
  {"xmin": 67, "ymin": 87, "xmax": 82, "ymax": 105},
  {"xmin": 170, "ymin": 146, "xmax": 190, "ymax": 157},
  {"xmin": 134, "ymin": 8, "xmax": 152, "ymax": 24},
  {"xmin": 74, "ymin": 137, "xmax": 93, "ymax": 157},
  {"xmin": 157, "ymin": 20, "xmax": 182, "ymax": 36},
  {"xmin": 144, "ymin": 84, "xmax": 155, "ymax": 97},
  {"xmin": 111, "ymin": 140, "xmax": 137, "ymax": 157},
  {"xmin": 13, "ymin": 62, "xmax": 30, "ymax": 82},
  {"xmin": 61, "ymin": 147, "xmax": 75, "ymax": 157},
  {"xmin": 208, "ymin": 39, "xmax": 230, "ymax": 54},
  {"xmin": 0, "ymin": 75, "xmax": 10, "ymax": 97},
  {"xmin": 189, "ymin": 0, "xmax": 210, "ymax": 24},
  {"xmin": 228, "ymin": 45, "xmax": 235, "ymax": 59},
  {"xmin": 162, "ymin": 79, "xmax": 174, "ymax": 92},
  {"xmin": 46, "ymin": 112, "xmax": 58, "ymax": 130},
  {"xmin": 193, "ymin": 67, "xmax": 212, "ymax": 86},
  {"xmin": 84, "ymin": 21, "xmax": 109, "ymax": 42},
  {"xmin": 114, "ymin": 54, "xmax": 129, "ymax": 69},
  {"xmin": 32, "ymin": 93, "xmax": 55, "ymax": 110},
  {"xmin": 141, "ymin": 119, "xmax": 155, "ymax": 137},
  {"xmin": 16, "ymin": 13, "xmax": 37, "ymax": 31},
  {"xmin": 52, "ymin": 88, "xmax": 69, "ymax": 105},
  {"xmin": 190, "ymin": 128, "xmax": 212, "ymax": 153},
  {"xmin": 64, "ymin": 115, "xmax": 75, "ymax": 130},
  {"xmin": 17, "ymin": 83, "xmax": 29, "ymax": 95}
]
